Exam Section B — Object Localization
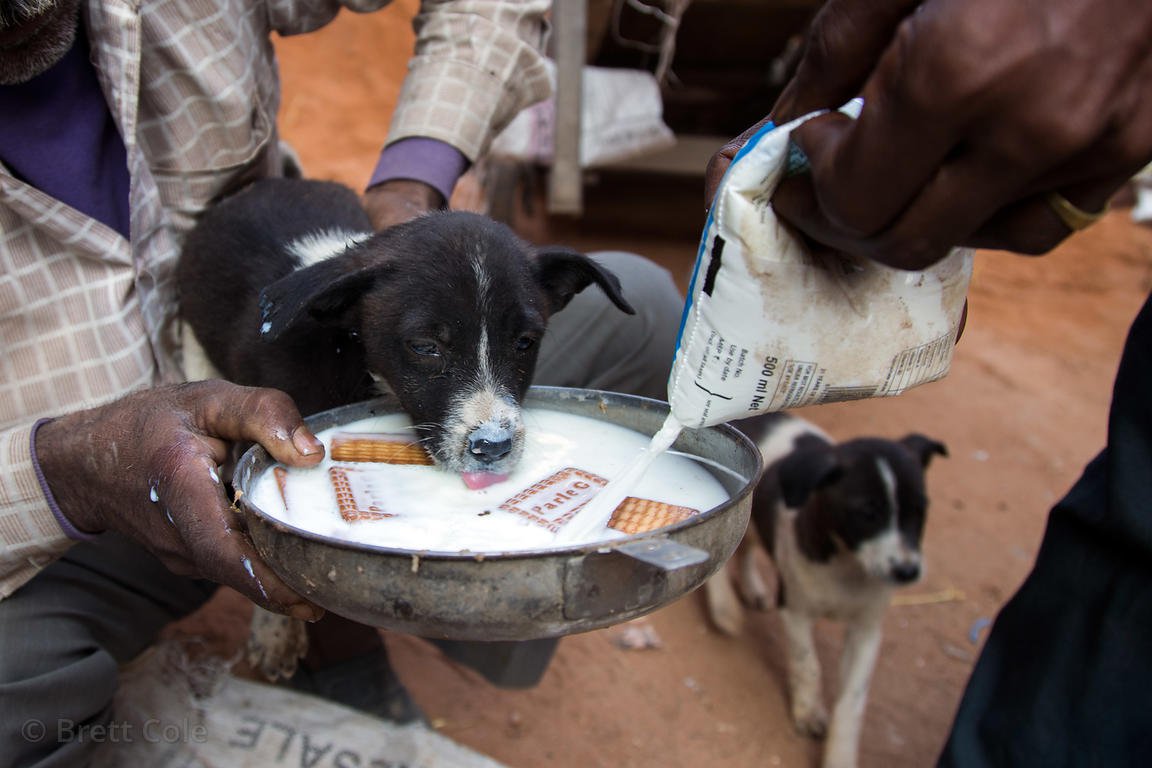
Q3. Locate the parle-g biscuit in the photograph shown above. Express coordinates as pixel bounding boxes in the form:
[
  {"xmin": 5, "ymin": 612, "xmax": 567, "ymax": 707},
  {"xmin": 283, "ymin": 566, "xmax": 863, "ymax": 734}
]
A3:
[
  {"xmin": 607, "ymin": 496, "xmax": 699, "ymax": 534},
  {"xmin": 497, "ymin": 467, "xmax": 606, "ymax": 532},
  {"xmin": 328, "ymin": 466, "xmax": 394, "ymax": 522},
  {"xmin": 272, "ymin": 465, "xmax": 393, "ymax": 522},
  {"xmin": 497, "ymin": 467, "xmax": 699, "ymax": 534},
  {"xmin": 329, "ymin": 432, "xmax": 434, "ymax": 465}
]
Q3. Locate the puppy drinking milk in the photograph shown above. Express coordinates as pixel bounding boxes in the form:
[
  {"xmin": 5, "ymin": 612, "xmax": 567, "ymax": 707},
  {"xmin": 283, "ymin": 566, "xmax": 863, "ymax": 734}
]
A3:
[
  {"xmin": 705, "ymin": 413, "xmax": 946, "ymax": 768},
  {"xmin": 179, "ymin": 177, "xmax": 634, "ymax": 486},
  {"xmin": 177, "ymin": 177, "xmax": 634, "ymax": 676}
]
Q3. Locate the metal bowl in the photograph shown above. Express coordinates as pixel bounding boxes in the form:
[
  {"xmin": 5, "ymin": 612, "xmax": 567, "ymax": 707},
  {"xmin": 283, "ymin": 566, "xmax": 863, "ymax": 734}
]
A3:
[{"xmin": 234, "ymin": 387, "xmax": 760, "ymax": 641}]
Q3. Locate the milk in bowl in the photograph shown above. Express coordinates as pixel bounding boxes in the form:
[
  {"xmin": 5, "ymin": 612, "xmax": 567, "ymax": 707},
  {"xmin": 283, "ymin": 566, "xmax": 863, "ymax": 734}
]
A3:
[{"xmin": 249, "ymin": 406, "xmax": 732, "ymax": 553}]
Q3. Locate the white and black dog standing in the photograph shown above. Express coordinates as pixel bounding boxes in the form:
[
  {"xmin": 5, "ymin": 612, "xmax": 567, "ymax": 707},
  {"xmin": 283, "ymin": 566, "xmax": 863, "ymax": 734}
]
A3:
[
  {"xmin": 706, "ymin": 413, "xmax": 946, "ymax": 768},
  {"xmin": 177, "ymin": 177, "xmax": 634, "ymax": 676}
]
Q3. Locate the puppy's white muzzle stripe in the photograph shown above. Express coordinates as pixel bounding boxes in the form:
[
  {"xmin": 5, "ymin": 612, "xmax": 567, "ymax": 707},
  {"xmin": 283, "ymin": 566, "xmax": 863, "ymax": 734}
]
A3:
[
  {"xmin": 855, "ymin": 457, "xmax": 922, "ymax": 581},
  {"xmin": 446, "ymin": 327, "xmax": 525, "ymax": 473}
]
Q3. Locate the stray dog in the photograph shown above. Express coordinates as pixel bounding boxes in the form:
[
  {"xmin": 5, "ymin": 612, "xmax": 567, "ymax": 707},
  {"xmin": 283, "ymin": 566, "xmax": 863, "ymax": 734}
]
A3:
[
  {"xmin": 177, "ymin": 177, "xmax": 634, "ymax": 677},
  {"xmin": 705, "ymin": 414, "xmax": 946, "ymax": 768}
]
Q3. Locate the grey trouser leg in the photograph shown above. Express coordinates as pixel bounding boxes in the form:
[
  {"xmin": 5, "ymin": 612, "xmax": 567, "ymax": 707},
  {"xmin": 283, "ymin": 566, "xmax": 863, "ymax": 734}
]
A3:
[
  {"xmin": 0, "ymin": 535, "xmax": 217, "ymax": 768},
  {"xmin": 535, "ymin": 250, "xmax": 683, "ymax": 399},
  {"xmin": 435, "ymin": 252, "xmax": 684, "ymax": 686}
]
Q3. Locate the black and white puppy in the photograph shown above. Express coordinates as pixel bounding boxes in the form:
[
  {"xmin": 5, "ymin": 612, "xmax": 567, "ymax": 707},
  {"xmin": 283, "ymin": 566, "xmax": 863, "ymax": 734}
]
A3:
[
  {"xmin": 705, "ymin": 414, "xmax": 946, "ymax": 768},
  {"xmin": 177, "ymin": 177, "xmax": 634, "ymax": 677},
  {"xmin": 178, "ymin": 177, "xmax": 633, "ymax": 489}
]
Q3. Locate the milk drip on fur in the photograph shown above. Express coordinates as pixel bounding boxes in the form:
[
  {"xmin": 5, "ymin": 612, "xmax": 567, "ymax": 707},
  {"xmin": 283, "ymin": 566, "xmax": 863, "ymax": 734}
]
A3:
[{"xmin": 559, "ymin": 99, "xmax": 973, "ymax": 543}]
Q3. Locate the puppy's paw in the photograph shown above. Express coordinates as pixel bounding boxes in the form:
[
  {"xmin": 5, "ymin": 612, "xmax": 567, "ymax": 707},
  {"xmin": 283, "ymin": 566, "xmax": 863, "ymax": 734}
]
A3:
[
  {"xmin": 246, "ymin": 608, "xmax": 309, "ymax": 681},
  {"xmin": 711, "ymin": 601, "xmax": 746, "ymax": 636},
  {"xmin": 703, "ymin": 573, "xmax": 745, "ymax": 636},
  {"xmin": 791, "ymin": 702, "xmax": 829, "ymax": 739},
  {"xmin": 748, "ymin": 593, "xmax": 772, "ymax": 612},
  {"xmin": 735, "ymin": 547, "xmax": 773, "ymax": 612},
  {"xmin": 739, "ymin": 580, "xmax": 772, "ymax": 612},
  {"xmin": 821, "ymin": 741, "xmax": 859, "ymax": 768}
]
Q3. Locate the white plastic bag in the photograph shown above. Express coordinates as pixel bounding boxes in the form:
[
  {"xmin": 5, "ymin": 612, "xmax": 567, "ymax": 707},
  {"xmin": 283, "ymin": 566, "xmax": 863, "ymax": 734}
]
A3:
[
  {"xmin": 489, "ymin": 59, "xmax": 675, "ymax": 168},
  {"xmin": 667, "ymin": 100, "xmax": 973, "ymax": 429}
]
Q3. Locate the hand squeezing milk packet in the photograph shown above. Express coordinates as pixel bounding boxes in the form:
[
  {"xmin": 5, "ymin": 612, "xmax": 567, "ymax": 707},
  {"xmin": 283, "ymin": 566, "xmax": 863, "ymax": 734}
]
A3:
[
  {"xmin": 668, "ymin": 99, "xmax": 973, "ymax": 429},
  {"xmin": 558, "ymin": 99, "xmax": 972, "ymax": 544}
]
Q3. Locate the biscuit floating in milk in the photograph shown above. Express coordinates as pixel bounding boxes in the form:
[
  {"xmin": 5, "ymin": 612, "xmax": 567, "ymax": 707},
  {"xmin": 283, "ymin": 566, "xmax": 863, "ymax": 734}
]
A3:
[
  {"xmin": 498, "ymin": 468, "xmax": 607, "ymax": 532},
  {"xmin": 328, "ymin": 466, "xmax": 395, "ymax": 522},
  {"xmin": 607, "ymin": 497, "xmax": 699, "ymax": 534},
  {"xmin": 329, "ymin": 432, "xmax": 433, "ymax": 465},
  {"xmin": 497, "ymin": 467, "xmax": 700, "ymax": 535},
  {"xmin": 273, "ymin": 467, "xmax": 291, "ymax": 509},
  {"xmin": 250, "ymin": 408, "xmax": 733, "ymax": 552}
]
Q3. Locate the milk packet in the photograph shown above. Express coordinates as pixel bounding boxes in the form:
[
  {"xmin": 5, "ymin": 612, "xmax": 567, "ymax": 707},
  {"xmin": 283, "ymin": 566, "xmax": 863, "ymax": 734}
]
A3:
[
  {"xmin": 668, "ymin": 99, "xmax": 973, "ymax": 429},
  {"xmin": 559, "ymin": 100, "xmax": 973, "ymax": 544}
]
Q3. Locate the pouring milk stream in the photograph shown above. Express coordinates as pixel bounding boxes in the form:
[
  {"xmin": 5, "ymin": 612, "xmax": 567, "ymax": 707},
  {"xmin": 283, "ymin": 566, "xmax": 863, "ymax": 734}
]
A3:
[{"xmin": 556, "ymin": 99, "xmax": 973, "ymax": 544}]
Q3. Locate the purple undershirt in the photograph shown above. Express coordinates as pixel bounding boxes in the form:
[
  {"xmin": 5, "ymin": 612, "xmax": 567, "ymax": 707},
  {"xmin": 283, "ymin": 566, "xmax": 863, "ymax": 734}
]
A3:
[{"xmin": 0, "ymin": 23, "xmax": 131, "ymax": 238}]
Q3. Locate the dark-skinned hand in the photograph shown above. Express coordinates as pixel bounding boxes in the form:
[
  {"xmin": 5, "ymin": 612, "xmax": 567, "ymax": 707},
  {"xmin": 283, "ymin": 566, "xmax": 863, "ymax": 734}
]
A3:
[
  {"xmin": 362, "ymin": 178, "xmax": 445, "ymax": 230},
  {"xmin": 706, "ymin": 0, "xmax": 1152, "ymax": 270},
  {"xmin": 35, "ymin": 380, "xmax": 326, "ymax": 621}
]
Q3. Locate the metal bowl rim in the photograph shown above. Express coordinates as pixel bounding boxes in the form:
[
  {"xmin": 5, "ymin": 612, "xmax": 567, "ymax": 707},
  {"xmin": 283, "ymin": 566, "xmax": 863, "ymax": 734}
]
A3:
[{"xmin": 236, "ymin": 386, "xmax": 760, "ymax": 562}]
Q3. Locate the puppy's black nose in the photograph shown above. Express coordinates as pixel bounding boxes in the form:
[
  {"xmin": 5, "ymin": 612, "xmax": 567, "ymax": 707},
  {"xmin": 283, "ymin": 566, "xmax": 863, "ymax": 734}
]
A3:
[
  {"xmin": 469, "ymin": 436, "xmax": 512, "ymax": 463},
  {"xmin": 891, "ymin": 562, "xmax": 921, "ymax": 584}
]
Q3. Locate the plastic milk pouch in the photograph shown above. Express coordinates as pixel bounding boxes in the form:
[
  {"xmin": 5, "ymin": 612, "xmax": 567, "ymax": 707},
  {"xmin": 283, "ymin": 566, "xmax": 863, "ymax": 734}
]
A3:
[
  {"xmin": 557, "ymin": 99, "xmax": 972, "ymax": 544},
  {"xmin": 668, "ymin": 99, "xmax": 973, "ymax": 429}
]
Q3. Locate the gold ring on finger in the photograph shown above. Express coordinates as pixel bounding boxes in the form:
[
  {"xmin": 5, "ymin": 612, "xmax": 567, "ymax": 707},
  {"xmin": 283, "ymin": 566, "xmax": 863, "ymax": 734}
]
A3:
[{"xmin": 1045, "ymin": 192, "xmax": 1108, "ymax": 232}]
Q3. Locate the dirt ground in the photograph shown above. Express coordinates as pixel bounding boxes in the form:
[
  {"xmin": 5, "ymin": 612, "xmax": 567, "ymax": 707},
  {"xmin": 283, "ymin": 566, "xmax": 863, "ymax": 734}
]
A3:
[{"xmin": 170, "ymin": 5, "xmax": 1152, "ymax": 767}]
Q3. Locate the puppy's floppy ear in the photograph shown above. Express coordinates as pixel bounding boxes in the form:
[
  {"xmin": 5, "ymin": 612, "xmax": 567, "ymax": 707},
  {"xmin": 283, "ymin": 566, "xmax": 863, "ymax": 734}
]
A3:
[
  {"xmin": 775, "ymin": 442, "xmax": 842, "ymax": 508},
  {"xmin": 533, "ymin": 248, "xmax": 636, "ymax": 316},
  {"xmin": 899, "ymin": 434, "xmax": 948, "ymax": 468},
  {"xmin": 258, "ymin": 257, "xmax": 393, "ymax": 341}
]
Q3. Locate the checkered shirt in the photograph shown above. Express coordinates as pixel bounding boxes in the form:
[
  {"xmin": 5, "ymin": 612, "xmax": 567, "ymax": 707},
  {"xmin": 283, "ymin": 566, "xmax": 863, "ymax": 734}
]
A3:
[{"xmin": 0, "ymin": 0, "xmax": 550, "ymax": 597}]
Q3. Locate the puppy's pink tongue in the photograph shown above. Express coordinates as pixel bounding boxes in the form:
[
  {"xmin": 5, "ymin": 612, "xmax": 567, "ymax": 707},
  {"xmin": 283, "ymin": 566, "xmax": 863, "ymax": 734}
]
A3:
[{"xmin": 462, "ymin": 472, "xmax": 508, "ymax": 490}]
